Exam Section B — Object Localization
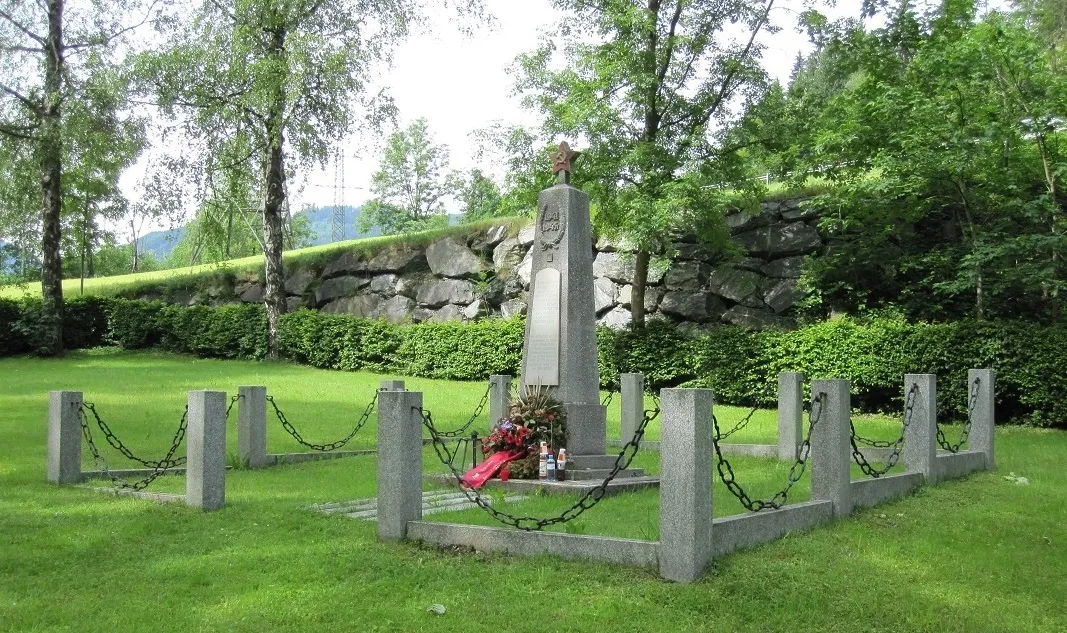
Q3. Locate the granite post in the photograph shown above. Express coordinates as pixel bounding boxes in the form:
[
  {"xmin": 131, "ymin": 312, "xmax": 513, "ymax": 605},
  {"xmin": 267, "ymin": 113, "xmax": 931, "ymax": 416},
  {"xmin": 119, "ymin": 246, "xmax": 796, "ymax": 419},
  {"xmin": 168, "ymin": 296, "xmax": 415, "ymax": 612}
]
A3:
[
  {"xmin": 186, "ymin": 390, "xmax": 227, "ymax": 511},
  {"xmin": 237, "ymin": 386, "xmax": 268, "ymax": 468},
  {"xmin": 621, "ymin": 373, "xmax": 644, "ymax": 445},
  {"xmin": 777, "ymin": 372, "xmax": 805, "ymax": 461},
  {"xmin": 659, "ymin": 388, "xmax": 713, "ymax": 583},
  {"xmin": 903, "ymin": 374, "xmax": 937, "ymax": 483},
  {"xmin": 489, "ymin": 375, "xmax": 513, "ymax": 425},
  {"xmin": 521, "ymin": 144, "xmax": 605, "ymax": 455},
  {"xmin": 377, "ymin": 389, "xmax": 423, "ymax": 540},
  {"xmin": 380, "ymin": 380, "xmax": 405, "ymax": 391},
  {"xmin": 969, "ymin": 369, "xmax": 996, "ymax": 470},
  {"xmin": 47, "ymin": 391, "xmax": 82, "ymax": 484},
  {"xmin": 810, "ymin": 379, "xmax": 852, "ymax": 518}
]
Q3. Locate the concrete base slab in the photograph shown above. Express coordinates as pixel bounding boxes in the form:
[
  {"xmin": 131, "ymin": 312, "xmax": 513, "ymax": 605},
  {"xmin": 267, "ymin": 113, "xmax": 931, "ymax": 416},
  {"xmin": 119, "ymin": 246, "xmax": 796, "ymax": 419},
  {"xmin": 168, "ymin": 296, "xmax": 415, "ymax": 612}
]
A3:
[
  {"xmin": 79, "ymin": 485, "xmax": 185, "ymax": 505},
  {"xmin": 851, "ymin": 472, "xmax": 923, "ymax": 509},
  {"xmin": 314, "ymin": 490, "xmax": 527, "ymax": 521},
  {"xmin": 712, "ymin": 500, "xmax": 834, "ymax": 557},
  {"xmin": 937, "ymin": 450, "xmax": 986, "ymax": 481},
  {"xmin": 269, "ymin": 450, "xmax": 375, "ymax": 465},
  {"xmin": 424, "ymin": 473, "xmax": 660, "ymax": 496},
  {"xmin": 408, "ymin": 521, "xmax": 659, "ymax": 568}
]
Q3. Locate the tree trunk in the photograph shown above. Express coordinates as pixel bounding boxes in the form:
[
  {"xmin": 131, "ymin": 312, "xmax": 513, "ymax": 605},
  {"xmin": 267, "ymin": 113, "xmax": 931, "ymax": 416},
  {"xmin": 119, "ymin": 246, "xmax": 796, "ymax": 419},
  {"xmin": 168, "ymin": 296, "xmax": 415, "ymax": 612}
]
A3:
[
  {"xmin": 631, "ymin": 250, "xmax": 650, "ymax": 329},
  {"xmin": 38, "ymin": 0, "xmax": 65, "ymax": 356},
  {"xmin": 262, "ymin": 27, "xmax": 289, "ymax": 359}
]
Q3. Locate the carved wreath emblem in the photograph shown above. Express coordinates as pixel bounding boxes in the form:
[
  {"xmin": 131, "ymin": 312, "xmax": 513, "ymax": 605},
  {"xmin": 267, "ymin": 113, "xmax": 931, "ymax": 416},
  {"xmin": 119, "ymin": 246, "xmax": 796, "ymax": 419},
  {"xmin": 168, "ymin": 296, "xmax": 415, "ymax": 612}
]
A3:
[{"xmin": 539, "ymin": 202, "xmax": 566, "ymax": 252}]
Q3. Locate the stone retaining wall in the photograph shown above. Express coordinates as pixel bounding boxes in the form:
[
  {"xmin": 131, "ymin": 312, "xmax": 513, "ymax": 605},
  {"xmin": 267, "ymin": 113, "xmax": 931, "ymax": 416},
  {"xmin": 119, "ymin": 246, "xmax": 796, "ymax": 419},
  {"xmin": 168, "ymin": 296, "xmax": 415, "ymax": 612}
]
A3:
[{"xmin": 148, "ymin": 198, "xmax": 821, "ymax": 330}]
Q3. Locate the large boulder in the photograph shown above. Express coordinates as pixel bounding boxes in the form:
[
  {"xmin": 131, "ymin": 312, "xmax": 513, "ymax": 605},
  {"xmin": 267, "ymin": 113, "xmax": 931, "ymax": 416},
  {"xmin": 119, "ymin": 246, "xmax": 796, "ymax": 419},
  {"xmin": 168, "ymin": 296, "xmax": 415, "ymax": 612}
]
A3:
[
  {"xmin": 722, "ymin": 305, "xmax": 794, "ymax": 329},
  {"xmin": 366, "ymin": 246, "xmax": 426, "ymax": 273},
  {"xmin": 675, "ymin": 243, "xmax": 717, "ymax": 261},
  {"xmin": 594, "ymin": 277, "xmax": 619, "ymax": 314},
  {"xmin": 315, "ymin": 276, "xmax": 370, "ymax": 305},
  {"xmin": 426, "ymin": 237, "xmax": 489, "ymax": 279},
  {"xmin": 395, "ymin": 275, "xmax": 421, "ymax": 299},
  {"xmin": 762, "ymin": 278, "xmax": 806, "ymax": 313},
  {"xmin": 592, "ymin": 251, "xmax": 632, "ymax": 282},
  {"xmin": 707, "ymin": 267, "xmax": 765, "ymax": 307},
  {"xmin": 724, "ymin": 208, "xmax": 776, "ymax": 234},
  {"xmin": 322, "ymin": 251, "xmax": 367, "ymax": 278},
  {"xmin": 237, "ymin": 283, "xmax": 264, "ymax": 303},
  {"xmin": 659, "ymin": 291, "xmax": 726, "ymax": 323},
  {"xmin": 735, "ymin": 222, "xmax": 822, "ymax": 258},
  {"xmin": 376, "ymin": 295, "xmax": 415, "ymax": 323},
  {"xmin": 485, "ymin": 224, "xmax": 509, "ymax": 246},
  {"xmin": 500, "ymin": 298, "xmax": 526, "ymax": 319},
  {"xmin": 517, "ymin": 224, "xmax": 536, "ymax": 246},
  {"xmin": 462, "ymin": 300, "xmax": 485, "ymax": 321},
  {"xmin": 286, "ymin": 296, "xmax": 307, "ymax": 312},
  {"xmin": 430, "ymin": 304, "xmax": 465, "ymax": 322},
  {"xmin": 493, "ymin": 238, "xmax": 525, "ymax": 271},
  {"xmin": 780, "ymin": 199, "xmax": 820, "ymax": 222},
  {"xmin": 284, "ymin": 269, "xmax": 317, "ymax": 295},
  {"xmin": 322, "ymin": 295, "xmax": 379, "ymax": 318},
  {"xmin": 517, "ymin": 248, "xmax": 533, "ymax": 286},
  {"xmin": 369, "ymin": 274, "xmax": 399, "ymax": 297},
  {"xmin": 416, "ymin": 279, "xmax": 476, "ymax": 308},
  {"xmin": 598, "ymin": 306, "xmax": 632, "ymax": 330},
  {"xmin": 663, "ymin": 260, "xmax": 711, "ymax": 291},
  {"xmin": 617, "ymin": 284, "xmax": 664, "ymax": 312},
  {"xmin": 762, "ymin": 255, "xmax": 805, "ymax": 279}
]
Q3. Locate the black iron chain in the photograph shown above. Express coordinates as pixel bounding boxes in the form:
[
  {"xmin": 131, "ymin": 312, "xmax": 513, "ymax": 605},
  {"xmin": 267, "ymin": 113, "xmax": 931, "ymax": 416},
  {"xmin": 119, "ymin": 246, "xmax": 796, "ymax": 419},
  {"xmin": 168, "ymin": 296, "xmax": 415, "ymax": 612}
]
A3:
[
  {"xmin": 850, "ymin": 383, "xmax": 918, "ymax": 478},
  {"xmin": 77, "ymin": 402, "xmax": 188, "ymax": 491},
  {"xmin": 937, "ymin": 376, "xmax": 980, "ymax": 453},
  {"xmin": 601, "ymin": 389, "xmax": 616, "ymax": 408},
  {"xmin": 268, "ymin": 390, "xmax": 378, "ymax": 452},
  {"xmin": 715, "ymin": 406, "xmax": 759, "ymax": 441},
  {"xmin": 418, "ymin": 396, "xmax": 660, "ymax": 531},
  {"xmin": 712, "ymin": 393, "xmax": 824, "ymax": 512},
  {"xmin": 82, "ymin": 402, "xmax": 188, "ymax": 469},
  {"xmin": 435, "ymin": 384, "xmax": 491, "ymax": 438},
  {"xmin": 436, "ymin": 430, "xmax": 483, "ymax": 472},
  {"xmin": 226, "ymin": 394, "xmax": 241, "ymax": 418}
]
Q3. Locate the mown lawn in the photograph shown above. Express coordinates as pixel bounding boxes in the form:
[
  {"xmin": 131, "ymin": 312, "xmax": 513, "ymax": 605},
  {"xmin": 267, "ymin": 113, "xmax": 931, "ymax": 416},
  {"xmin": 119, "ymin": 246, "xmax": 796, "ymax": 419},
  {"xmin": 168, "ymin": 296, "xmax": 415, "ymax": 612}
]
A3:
[{"xmin": 1, "ymin": 350, "xmax": 1065, "ymax": 632}]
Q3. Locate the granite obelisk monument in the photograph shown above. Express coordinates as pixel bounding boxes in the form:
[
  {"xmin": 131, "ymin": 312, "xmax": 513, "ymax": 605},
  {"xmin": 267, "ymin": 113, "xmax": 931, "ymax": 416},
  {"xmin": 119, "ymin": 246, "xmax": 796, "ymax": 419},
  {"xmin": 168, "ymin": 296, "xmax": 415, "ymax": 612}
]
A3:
[{"xmin": 521, "ymin": 142, "xmax": 606, "ymax": 456}]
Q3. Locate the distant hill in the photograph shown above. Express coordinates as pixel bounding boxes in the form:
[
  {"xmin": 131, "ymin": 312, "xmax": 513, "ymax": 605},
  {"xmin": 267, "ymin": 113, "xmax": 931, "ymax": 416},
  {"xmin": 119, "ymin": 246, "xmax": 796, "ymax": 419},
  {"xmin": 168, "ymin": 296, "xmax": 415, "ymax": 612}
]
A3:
[
  {"xmin": 300, "ymin": 205, "xmax": 379, "ymax": 246},
  {"xmin": 136, "ymin": 205, "xmax": 377, "ymax": 261}
]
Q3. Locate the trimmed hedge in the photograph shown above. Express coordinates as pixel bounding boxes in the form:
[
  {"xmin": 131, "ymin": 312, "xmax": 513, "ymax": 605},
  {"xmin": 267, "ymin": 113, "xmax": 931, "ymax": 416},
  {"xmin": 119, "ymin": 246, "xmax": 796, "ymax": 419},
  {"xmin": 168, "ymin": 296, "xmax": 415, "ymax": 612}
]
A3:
[{"xmin": 1, "ymin": 297, "xmax": 1064, "ymax": 428}]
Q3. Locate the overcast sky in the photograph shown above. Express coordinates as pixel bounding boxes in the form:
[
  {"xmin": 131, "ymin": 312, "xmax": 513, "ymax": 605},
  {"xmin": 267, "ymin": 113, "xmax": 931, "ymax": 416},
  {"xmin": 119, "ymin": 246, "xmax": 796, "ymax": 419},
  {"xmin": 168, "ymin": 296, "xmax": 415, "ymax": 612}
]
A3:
[{"xmin": 120, "ymin": 0, "xmax": 863, "ymax": 233}]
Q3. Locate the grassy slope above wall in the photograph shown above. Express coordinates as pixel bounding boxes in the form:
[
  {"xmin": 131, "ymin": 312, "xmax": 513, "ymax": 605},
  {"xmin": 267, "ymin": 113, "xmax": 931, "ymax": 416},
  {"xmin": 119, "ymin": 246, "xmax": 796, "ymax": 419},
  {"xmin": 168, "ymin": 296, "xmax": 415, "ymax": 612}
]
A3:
[
  {"xmin": 2, "ymin": 295, "xmax": 1063, "ymax": 428},
  {"xmin": 0, "ymin": 218, "xmax": 529, "ymax": 300}
]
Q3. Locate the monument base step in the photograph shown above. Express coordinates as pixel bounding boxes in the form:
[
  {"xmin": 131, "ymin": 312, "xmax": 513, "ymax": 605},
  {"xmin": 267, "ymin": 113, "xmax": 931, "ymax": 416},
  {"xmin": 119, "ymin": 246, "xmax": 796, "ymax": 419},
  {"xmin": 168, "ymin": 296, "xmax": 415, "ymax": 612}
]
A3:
[
  {"xmin": 565, "ymin": 467, "xmax": 645, "ymax": 480},
  {"xmin": 566, "ymin": 454, "xmax": 632, "ymax": 470},
  {"xmin": 424, "ymin": 473, "xmax": 660, "ymax": 496}
]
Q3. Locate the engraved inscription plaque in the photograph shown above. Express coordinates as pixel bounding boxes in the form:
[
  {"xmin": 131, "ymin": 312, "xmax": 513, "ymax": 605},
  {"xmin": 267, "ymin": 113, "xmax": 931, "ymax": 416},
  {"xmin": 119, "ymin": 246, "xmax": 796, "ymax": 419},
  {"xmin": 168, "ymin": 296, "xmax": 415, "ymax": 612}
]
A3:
[{"xmin": 525, "ymin": 268, "xmax": 561, "ymax": 386}]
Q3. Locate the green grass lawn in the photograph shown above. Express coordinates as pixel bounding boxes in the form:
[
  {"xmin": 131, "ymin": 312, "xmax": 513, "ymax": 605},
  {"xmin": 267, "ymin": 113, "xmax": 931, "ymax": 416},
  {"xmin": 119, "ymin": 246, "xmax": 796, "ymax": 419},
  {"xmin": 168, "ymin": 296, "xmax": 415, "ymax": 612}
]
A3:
[{"xmin": 2, "ymin": 350, "xmax": 1065, "ymax": 632}]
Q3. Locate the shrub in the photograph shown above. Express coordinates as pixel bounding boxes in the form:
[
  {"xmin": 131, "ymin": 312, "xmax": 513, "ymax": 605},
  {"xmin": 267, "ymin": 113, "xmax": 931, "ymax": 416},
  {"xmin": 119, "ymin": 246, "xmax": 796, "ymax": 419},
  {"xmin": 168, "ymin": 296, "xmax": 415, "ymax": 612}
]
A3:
[{"xmin": 2, "ymin": 297, "xmax": 1063, "ymax": 428}]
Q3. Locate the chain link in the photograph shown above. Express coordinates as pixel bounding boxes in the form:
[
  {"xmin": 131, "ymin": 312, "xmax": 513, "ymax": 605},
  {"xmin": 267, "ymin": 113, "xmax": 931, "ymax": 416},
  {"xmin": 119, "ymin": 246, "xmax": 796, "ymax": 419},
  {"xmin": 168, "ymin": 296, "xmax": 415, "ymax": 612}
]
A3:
[
  {"xmin": 268, "ymin": 390, "xmax": 378, "ymax": 452},
  {"xmin": 226, "ymin": 394, "xmax": 241, "ymax": 418},
  {"xmin": 435, "ymin": 384, "xmax": 491, "ymax": 438},
  {"xmin": 435, "ymin": 430, "xmax": 483, "ymax": 472},
  {"xmin": 601, "ymin": 389, "xmax": 616, "ymax": 408},
  {"xmin": 937, "ymin": 376, "xmax": 980, "ymax": 453},
  {"xmin": 418, "ymin": 397, "xmax": 660, "ymax": 531},
  {"xmin": 715, "ymin": 406, "xmax": 759, "ymax": 441},
  {"xmin": 850, "ymin": 383, "xmax": 918, "ymax": 478},
  {"xmin": 77, "ymin": 402, "xmax": 187, "ymax": 491},
  {"xmin": 82, "ymin": 402, "xmax": 188, "ymax": 469},
  {"xmin": 713, "ymin": 393, "xmax": 824, "ymax": 512}
]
